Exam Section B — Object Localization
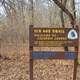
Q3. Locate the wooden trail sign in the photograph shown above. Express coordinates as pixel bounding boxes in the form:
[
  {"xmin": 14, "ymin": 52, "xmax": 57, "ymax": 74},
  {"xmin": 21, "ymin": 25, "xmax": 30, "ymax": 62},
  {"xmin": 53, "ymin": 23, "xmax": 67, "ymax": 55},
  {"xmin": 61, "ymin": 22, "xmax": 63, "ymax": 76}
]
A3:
[{"xmin": 29, "ymin": 25, "xmax": 79, "ymax": 80}]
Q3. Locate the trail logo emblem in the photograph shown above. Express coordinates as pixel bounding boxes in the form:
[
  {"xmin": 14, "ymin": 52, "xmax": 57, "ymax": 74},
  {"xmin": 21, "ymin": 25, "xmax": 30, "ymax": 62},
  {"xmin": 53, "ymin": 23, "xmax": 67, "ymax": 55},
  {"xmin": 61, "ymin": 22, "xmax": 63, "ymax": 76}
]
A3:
[{"xmin": 68, "ymin": 29, "xmax": 78, "ymax": 40}]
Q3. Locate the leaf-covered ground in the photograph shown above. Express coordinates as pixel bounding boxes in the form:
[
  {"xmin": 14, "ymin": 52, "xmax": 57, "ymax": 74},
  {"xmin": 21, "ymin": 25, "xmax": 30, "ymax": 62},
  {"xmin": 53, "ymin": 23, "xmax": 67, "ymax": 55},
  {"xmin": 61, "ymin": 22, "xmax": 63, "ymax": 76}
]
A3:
[{"xmin": 0, "ymin": 43, "xmax": 79, "ymax": 80}]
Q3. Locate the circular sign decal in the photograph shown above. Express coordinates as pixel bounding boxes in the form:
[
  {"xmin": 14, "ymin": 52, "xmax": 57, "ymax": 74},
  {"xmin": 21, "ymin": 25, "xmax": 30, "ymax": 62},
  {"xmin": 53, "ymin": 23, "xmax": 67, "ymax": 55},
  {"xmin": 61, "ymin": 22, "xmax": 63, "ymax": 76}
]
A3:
[{"xmin": 68, "ymin": 29, "xmax": 78, "ymax": 40}]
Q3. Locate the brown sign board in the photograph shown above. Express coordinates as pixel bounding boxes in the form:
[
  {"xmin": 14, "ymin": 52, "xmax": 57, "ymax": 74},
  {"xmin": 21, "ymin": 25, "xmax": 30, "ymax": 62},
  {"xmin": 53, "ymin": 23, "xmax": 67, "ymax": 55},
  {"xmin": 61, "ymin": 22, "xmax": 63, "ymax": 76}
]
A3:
[
  {"xmin": 30, "ymin": 26, "xmax": 79, "ymax": 47},
  {"xmin": 29, "ymin": 25, "xmax": 79, "ymax": 80}
]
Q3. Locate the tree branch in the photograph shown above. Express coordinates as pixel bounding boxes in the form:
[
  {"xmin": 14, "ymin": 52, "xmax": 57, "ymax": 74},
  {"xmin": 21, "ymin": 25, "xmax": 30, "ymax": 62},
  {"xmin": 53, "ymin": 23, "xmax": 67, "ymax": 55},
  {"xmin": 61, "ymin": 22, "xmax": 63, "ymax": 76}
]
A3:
[
  {"xmin": 52, "ymin": 0, "xmax": 75, "ymax": 26},
  {"xmin": 2, "ymin": 0, "xmax": 5, "ymax": 4}
]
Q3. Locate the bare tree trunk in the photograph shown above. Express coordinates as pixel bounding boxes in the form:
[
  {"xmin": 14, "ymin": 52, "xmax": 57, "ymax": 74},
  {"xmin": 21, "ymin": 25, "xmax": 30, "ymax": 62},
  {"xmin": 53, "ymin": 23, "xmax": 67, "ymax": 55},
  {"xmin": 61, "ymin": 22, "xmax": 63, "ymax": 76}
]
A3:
[
  {"xmin": 71, "ymin": 0, "xmax": 76, "ymax": 26},
  {"xmin": 60, "ymin": 0, "xmax": 67, "ymax": 27},
  {"xmin": 52, "ymin": 0, "xmax": 75, "ymax": 26},
  {"xmin": 30, "ymin": 0, "xmax": 34, "ymax": 25}
]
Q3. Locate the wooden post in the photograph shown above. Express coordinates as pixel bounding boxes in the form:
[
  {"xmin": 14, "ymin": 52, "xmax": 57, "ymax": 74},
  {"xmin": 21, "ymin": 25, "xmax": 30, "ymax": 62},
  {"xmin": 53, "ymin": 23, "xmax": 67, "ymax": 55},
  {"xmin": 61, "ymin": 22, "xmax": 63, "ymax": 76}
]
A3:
[{"xmin": 29, "ymin": 25, "xmax": 33, "ymax": 80}]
